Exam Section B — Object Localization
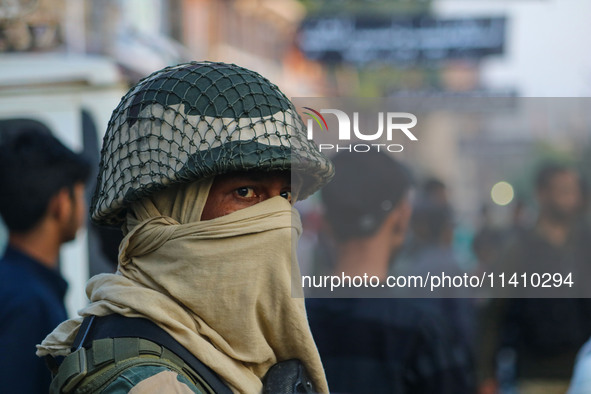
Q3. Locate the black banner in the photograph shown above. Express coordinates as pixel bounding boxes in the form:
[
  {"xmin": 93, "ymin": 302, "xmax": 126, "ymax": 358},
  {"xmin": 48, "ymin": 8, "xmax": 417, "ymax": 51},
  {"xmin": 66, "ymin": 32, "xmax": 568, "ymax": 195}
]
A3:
[{"xmin": 298, "ymin": 15, "xmax": 506, "ymax": 65}]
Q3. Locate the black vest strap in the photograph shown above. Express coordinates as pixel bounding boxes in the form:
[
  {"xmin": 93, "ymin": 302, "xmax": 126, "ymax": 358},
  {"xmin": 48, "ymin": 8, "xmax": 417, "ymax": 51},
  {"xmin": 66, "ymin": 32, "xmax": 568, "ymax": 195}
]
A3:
[{"xmin": 72, "ymin": 314, "xmax": 232, "ymax": 394}]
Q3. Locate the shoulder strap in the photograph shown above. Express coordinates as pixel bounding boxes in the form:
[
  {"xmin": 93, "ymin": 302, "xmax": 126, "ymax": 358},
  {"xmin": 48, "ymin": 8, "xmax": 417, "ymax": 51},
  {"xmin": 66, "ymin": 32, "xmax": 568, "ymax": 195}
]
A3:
[{"xmin": 71, "ymin": 314, "xmax": 232, "ymax": 394}]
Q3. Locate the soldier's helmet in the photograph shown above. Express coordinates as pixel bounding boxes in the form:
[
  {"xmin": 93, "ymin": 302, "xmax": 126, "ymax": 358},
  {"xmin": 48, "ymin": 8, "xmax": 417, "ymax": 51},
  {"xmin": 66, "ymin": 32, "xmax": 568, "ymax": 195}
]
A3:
[{"xmin": 90, "ymin": 61, "xmax": 334, "ymax": 226}]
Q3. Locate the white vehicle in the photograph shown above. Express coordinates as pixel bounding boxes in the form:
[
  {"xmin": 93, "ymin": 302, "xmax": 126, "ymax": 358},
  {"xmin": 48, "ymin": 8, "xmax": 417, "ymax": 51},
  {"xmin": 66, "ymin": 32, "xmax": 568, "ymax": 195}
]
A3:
[{"xmin": 0, "ymin": 53, "xmax": 127, "ymax": 317}]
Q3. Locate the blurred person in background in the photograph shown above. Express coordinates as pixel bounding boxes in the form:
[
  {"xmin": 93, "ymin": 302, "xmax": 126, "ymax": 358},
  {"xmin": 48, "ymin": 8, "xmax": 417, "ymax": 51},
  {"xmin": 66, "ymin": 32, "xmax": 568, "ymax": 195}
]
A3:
[
  {"xmin": 422, "ymin": 177, "xmax": 449, "ymax": 205},
  {"xmin": 307, "ymin": 151, "xmax": 475, "ymax": 393},
  {"xmin": 0, "ymin": 128, "xmax": 91, "ymax": 393},
  {"xmin": 568, "ymin": 337, "xmax": 591, "ymax": 393},
  {"xmin": 402, "ymin": 192, "xmax": 477, "ymax": 360},
  {"xmin": 471, "ymin": 205, "xmax": 511, "ymax": 394},
  {"xmin": 480, "ymin": 164, "xmax": 591, "ymax": 394}
]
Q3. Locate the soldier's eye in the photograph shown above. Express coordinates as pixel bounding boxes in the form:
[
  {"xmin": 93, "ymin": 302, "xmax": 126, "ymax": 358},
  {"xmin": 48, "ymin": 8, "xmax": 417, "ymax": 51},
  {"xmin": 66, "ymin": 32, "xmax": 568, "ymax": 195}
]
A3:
[
  {"xmin": 236, "ymin": 187, "xmax": 256, "ymax": 198},
  {"xmin": 280, "ymin": 190, "xmax": 292, "ymax": 202}
]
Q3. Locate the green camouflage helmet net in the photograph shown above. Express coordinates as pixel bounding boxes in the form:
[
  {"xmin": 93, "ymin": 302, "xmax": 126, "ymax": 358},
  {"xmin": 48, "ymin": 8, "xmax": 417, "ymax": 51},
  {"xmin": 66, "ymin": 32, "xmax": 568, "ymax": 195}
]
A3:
[{"xmin": 90, "ymin": 61, "xmax": 334, "ymax": 226}]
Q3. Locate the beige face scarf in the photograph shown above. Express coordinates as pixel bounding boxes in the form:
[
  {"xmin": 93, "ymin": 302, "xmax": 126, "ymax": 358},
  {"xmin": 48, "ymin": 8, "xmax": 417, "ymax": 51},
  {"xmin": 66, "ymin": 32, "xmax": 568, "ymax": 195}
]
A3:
[{"xmin": 38, "ymin": 178, "xmax": 328, "ymax": 394}]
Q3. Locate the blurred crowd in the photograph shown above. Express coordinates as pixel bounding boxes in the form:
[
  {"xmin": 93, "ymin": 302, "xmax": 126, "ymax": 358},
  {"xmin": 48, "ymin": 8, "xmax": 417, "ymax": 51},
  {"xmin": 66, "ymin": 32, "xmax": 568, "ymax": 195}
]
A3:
[{"xmin": 301, "ymin": 154, "xmax": 591, "ymax": 394}]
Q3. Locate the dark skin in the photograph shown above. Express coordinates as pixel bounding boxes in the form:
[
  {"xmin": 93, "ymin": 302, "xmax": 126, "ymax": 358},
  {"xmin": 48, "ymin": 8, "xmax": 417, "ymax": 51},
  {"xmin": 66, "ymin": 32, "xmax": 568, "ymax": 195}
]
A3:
[
  {"xmin": 201, "ymin": 171, "xmax": 294, "ymax": 220},
  {"xmin": 8, "ymin": 182, "xmax": 86, "ymax": 268},
  {"xmin": 536, "ymin": 170, "xmax": 582, "ymax": 246}
]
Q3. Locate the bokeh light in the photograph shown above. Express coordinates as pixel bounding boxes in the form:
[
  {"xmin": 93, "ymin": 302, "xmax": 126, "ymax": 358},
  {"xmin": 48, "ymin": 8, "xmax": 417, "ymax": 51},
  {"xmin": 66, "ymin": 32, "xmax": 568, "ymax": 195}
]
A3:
[{"xmin": 491, "ymin": 181, "xmax": 514, "ymax": 206}]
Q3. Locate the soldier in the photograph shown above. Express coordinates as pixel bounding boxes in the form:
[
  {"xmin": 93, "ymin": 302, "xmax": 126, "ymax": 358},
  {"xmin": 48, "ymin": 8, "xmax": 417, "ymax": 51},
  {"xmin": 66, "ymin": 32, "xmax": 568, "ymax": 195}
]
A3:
[{"xmin": 37, "ymin": 62, "xmax": 333, "ymax": 393}]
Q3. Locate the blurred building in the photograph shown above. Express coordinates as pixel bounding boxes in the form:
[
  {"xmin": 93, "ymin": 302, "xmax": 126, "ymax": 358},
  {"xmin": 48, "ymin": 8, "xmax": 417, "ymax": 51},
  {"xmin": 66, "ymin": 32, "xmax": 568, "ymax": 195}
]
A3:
[
  {"xmin": 295, "ymin": 0, "xmax": 591, "ymax": 230},
  {"xmin": 434, "ymin": 0, "xmax": 591, "ymax": 97},
  {"xmin": 428, "ymin": 0, "xmax": 591, "ymax": 224},
  {"xmin": 178, "ymin": 0, "xmax": 330, "ymax": 96},
  {"xmin": 0, "ymin": 0, "xmax": 328, "ymax": 95}
]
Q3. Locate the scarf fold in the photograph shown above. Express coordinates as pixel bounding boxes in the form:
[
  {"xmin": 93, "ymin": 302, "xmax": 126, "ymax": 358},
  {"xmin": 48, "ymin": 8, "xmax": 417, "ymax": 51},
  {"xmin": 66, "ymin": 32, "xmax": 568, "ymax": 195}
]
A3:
[{"xmin": 38, "ymin": 179, "xmax": 328, "ymax": 393}]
